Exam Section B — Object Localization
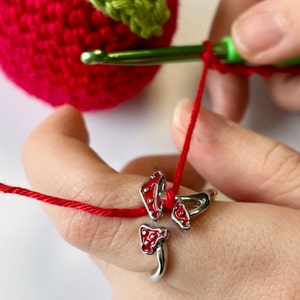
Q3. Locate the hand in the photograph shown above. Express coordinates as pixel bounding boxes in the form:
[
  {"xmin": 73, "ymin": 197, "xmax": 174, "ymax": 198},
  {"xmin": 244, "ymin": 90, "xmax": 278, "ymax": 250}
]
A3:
[
  {"xmin": 23, "ymin": 104, "xmax": 300, "ymax": 299},
  {"xmin": 207, "ymin": 0, "xmax": 300, "ymax": 121}
]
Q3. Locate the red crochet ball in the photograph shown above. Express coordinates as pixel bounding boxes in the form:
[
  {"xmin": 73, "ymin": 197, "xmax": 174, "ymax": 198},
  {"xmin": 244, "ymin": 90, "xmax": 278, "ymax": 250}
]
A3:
[{"xmin": 0, "ymin": 0, "xmax": 178, "ymax": 110}]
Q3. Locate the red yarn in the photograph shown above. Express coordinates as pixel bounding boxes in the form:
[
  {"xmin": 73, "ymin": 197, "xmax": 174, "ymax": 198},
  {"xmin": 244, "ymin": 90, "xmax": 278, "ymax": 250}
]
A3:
[
  {"xmin": 203, "ymin": 42, "xmax": 300, "ymax": 77},
  {"xmin": 0, "ymin": 0, "xmax": 178, "ymax": 111},
  {"xmin": 1, "ymin": 41, "xmax": 299, "ymax": 218},
  {"xmin": 0, "ymin": 183, "xmax": 147, "ymax": 218},
  {"xmin": 0, "ymin": 41, "xmax": 212, "ymax": 218},
  {"xmin": 164, "ymin": 42, "xmax": 211, "ymax": 210}
]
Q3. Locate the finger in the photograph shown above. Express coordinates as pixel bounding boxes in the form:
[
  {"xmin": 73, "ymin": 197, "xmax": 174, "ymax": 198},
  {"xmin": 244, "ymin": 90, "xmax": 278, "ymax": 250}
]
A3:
[
  {"xmin": 23, "ymin": 105, "xmax": 300, "ymax": 296},
  {"xmin": 22, "ymin": 105, "xmax": 227, "ymax": 291},
  {"xmin": 93, "ymin": 258, "xmax": 184, "ymax": 300},
  {"xmin": 232, "ymin": 0, "xmax": 300, "ymax": 64},
  {"xmin": 209, "ymin": 0, "xmax": 259, "ymax": 46},
  {"xmin": 94, "ymin": 202, "xmax": 300, "ymax": 298},
  {"xmin": 206, "ymin": 72, "xmax": 249, "ymax": 122},
  {"xmin": 172, "ymin": 100, "xmax": 300, "ymax": 209},
  {"xmin": 22, "ymin": 105, "xmax": 208, "ymax": 288},
  {"xmin": 22, "ymin": 105, "xmax": 157, "ymax": 272},
  {"xmin": 121, "ymin": 155, "xmax": 205, "ymax": 192},
  {"xmin": 264, "ymin": 74, "xmax": 300, "ymax": 112},
  {"xmin": 207, "ymin": 0, "xmax": 257, "ymax": 121}
]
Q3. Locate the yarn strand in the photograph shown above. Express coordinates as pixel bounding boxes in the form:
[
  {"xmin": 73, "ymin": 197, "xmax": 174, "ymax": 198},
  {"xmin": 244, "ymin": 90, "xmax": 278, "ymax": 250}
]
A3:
[
  {"xmin": 0, "ymin": 45, "xmax": 211, "ymax": 217},
  {"xmin": 0, "ymin": 182, "xmax": 147, "ymax": 218},
  {"xmin": 1, "ymin": 41, "xmax": 298, "ymax": 218},
  {"xmin": 164, "ymin": 41, "xmax": 212, "ymax": 210}
]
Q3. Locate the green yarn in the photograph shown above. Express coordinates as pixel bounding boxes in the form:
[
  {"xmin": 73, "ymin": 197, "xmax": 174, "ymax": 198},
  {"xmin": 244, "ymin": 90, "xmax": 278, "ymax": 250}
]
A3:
[{"xmin": 88, "ymin": 0, "xmax": 170, "ymax": 39}]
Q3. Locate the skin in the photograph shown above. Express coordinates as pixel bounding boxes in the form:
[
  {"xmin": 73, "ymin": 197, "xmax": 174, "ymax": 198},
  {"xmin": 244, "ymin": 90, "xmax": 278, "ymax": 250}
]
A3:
[
  {"xmin": 22, "ymin": 103, "xmax": 300, "ymax": 299},
  {"xmin": 21, "ymin": 1, "xmax": 300, "ymax": 298},
  {"xmin": 207, "ymin": 0, "xmax": 300, "ymax": 121}
]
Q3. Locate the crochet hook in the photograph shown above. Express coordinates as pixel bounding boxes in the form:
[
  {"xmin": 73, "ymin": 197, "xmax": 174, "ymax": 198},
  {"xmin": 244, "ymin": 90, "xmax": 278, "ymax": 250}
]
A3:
[{"xmin": 81, "ymin": 37, "xmax": 300, "ymax": 66}]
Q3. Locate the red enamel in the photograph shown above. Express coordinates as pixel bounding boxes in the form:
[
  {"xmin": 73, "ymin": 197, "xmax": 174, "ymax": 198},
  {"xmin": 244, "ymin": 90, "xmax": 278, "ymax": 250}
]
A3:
[
  {"xmin": 139, "ymin": 171, "xmax": 166, "ymax": 220},
  {"xmin": 139, "ymin": 224, "xmax": 168, "ymax": 255},
  {"xmin": 172, "ymin": 200, "xmax": 191, "ymax": 230}
]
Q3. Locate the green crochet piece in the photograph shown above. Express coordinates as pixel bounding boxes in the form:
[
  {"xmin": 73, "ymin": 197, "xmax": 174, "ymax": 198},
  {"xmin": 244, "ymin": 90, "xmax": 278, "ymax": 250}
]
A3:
[{"xmin": 88, "ymin": 0, "xmax": 170, "ymax": 39}]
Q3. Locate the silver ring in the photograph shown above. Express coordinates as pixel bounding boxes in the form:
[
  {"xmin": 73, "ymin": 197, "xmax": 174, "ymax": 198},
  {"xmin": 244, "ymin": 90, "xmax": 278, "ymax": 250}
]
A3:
[
  {"xmin": 172, "ymin": 189, "xmax": 217, "ymax": 231},
  {"xmin": 150, "ymin": 243, "xmax": 168, "ymax": 282},
  {"xmin": 139, "ymin": 171, "xmax": 217, "ymax": 282},
  {"xmin": 139, "ymin": 224, "xmax": 169, "ymax": 282},
  {"xmin": 139, "ymin": 171, "xmax": 166, "ymax": 221}
]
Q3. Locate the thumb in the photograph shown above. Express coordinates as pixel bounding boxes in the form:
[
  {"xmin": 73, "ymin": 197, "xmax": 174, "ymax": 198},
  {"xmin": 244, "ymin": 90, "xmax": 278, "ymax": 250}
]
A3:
[{"xmin": 231, "ymin": 0, "xmax": 300, "ymax": 65}]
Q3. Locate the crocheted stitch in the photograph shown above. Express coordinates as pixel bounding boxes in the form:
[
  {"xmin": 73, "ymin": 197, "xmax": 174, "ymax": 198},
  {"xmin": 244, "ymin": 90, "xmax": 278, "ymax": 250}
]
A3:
[
  {"xmin": 0, "ymin": 0, "xmax": 178, "ymax": 111},
  {"xmin": 88, "ymin": 0, "xmax": 170, "ymax": 39}
]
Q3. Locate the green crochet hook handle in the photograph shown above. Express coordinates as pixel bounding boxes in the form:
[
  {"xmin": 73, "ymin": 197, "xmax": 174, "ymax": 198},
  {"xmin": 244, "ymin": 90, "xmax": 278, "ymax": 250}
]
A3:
[
  {"xmin": 81, "ymin": 36, "xmax": 300, "ymax": 66},
  {"xmin": 222, "ymin": 36, "xmax": 300, "ymax": 66}
]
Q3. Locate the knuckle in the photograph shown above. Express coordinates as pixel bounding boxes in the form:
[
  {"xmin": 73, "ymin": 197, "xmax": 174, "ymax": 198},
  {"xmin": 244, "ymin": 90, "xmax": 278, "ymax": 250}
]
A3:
[
  {"xmin": 54, "ymin": 174, "xmax": 141, "ymax": 260},
  {"xmin": 62, "ymin": 209, "xmax": 97, "ymax": 252},
  {"xmin": 56, "ymin": 182, "xmax": 126, "ymax": 255},
  {"xmin": 261, "ymin": 142, "xmax": 300, "ymax": 193}
]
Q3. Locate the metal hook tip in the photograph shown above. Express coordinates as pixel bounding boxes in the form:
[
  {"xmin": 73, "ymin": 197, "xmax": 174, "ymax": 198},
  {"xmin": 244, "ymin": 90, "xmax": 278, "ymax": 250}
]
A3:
[{"xmin": 81, "ymin": 50, "xmax": 108, "ymax": 65}]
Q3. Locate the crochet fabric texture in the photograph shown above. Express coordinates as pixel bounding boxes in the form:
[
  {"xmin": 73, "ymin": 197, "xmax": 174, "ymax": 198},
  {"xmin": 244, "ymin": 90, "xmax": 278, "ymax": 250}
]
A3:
[
  {"xmin": 89, "ymin": 0, "xmax": 171, "ymax": 38},
  {"xmin": 0, "ymin": 0, "xmax": 178, "ymax": 110}
]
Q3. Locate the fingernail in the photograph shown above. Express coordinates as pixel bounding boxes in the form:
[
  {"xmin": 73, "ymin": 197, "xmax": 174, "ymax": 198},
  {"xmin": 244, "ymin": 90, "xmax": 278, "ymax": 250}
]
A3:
[
  {"xmin": 232, "ymin": 11, "xmax": 286, "ymax": 54},
  {"xmin": 173, "ymin": 100, "xmax": 230, "ymax": 143}
]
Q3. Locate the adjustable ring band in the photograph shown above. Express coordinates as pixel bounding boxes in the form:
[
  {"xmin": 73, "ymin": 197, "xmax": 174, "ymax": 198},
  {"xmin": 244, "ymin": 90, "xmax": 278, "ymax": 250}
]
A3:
[
  {"xmin": 139, "ymin": 223, "xmax": 169, "ymax": 281},
  {"xmin": 150, "ymin": 243, "xmax": 168, "ymax": 282}
]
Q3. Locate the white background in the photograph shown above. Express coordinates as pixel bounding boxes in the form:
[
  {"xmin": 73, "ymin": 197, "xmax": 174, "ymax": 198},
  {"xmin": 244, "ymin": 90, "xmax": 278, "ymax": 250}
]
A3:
[{"xmin": 0, "ymin": 1, "xmax": 299, "ymax": 299}]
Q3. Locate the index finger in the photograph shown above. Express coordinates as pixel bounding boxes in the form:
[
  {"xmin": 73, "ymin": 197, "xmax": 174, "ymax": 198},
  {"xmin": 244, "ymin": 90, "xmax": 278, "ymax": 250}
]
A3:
[{"xmin": 22, "ymin": 105, "xmax": 153, "ymax": 271}]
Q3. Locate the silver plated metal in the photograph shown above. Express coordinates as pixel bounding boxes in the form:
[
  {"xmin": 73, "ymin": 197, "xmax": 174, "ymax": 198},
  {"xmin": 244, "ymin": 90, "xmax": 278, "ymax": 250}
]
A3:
[
  {"xmin": 139, "ymin": 171, "xmax": 166, "ymax": 221},
  {"xmin": 139, "ymin": 171, "xmax": 217, "ymax": 281},
  {"xmin": 150, "ymin": 243, "xmax": 168, "ymax": 282},
  {"xmin": 172, "ymin": 189, "xmax": 217, "ymax": 231},
  {"xmin": 139, "ymin": 223, "xmax": 169, "ymax": 282}
]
